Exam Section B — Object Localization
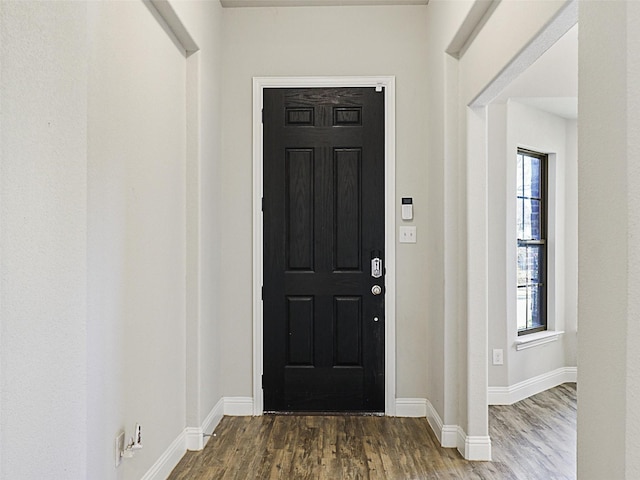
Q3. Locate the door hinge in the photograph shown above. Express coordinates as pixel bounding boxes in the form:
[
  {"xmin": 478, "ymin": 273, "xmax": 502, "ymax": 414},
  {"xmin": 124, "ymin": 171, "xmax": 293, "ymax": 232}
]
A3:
[
  {"xmin": 261, "ymin": 197, "xmax": 264, "ymax": 212},
  {"xmin": 261, "ymin": 374, "xmax": 264, "ymax": 389},
  {"xmin": 261, "ymin": 286, "xmax": 264, "ymax": 300},
  {"xmin": 261, "ymin": 109, "xmax": 264, "ymax": 123}
]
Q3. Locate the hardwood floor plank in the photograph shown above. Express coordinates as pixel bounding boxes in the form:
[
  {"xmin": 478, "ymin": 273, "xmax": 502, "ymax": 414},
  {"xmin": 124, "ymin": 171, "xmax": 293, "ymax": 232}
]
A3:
[{"xmin": 168, "ymin": 383, "xmax": 576, "ymax": 479}]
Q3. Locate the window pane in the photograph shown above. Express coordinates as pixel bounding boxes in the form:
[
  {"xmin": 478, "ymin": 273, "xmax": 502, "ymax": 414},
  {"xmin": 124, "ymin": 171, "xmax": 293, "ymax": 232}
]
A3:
[
  {"xmin": 522, "ymin": 197, "xmax": 531, "ymax": 239},
  {"xmin": 517, "ymin": 286, "xmax": 528, "ymax": 330},
  {"xmin": 517, "ymin": 154, "xmax": 524, "ymax": 197},
  {"xmin": 527, "ymin": 245, "xmax": 543, "ymax": 284},
  {"xmin": 528, "ymin": 285, "xmax": 544, "ymax": 329},
  {"xmin": 522, "ymin": 198, "xmax": 542, "ymax": 240},
  {"xmin": 518, "ymin": 285, "xmax": 545, "ymax": 332},
  {"xmin": 524, "ymin": 156, "xmax": 542, "ymax": 198},
  {"xmin": 517, "ymin": 246, "xmax": 528, "ymax": 286},
  {"xmin": 517, "ymin": 197, "xmax": 524, "ymax": 238},
  {"xmin": 517, "ymin": 245, "xmax": 544, "ymax": 288}
]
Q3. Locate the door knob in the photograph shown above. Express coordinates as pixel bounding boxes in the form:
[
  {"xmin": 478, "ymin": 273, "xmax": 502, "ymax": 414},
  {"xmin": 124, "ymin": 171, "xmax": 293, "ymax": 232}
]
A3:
[{"xmin": 371, "ymin": 285, "xmax": 382, "ymax": 295}]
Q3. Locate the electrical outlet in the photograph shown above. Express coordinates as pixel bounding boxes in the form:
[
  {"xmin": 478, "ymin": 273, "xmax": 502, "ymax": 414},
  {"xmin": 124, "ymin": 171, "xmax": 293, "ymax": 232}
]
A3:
[
  {"xmin": 492, "ymin": 349, "xmax": 504, "ymax": 366},
  {"xmin": 115, "ymin": 432, "xmax": 125, "ymax": 468},
  {"xmin": 399, "ymin": 226, "xmax": 417, "ymax": 243}
]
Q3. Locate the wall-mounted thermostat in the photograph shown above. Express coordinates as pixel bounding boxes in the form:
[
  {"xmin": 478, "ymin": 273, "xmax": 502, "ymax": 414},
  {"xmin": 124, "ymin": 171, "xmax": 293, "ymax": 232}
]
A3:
[{"xmin": 401, "ymin": 197, "xmax": 413, "ymax": 221}]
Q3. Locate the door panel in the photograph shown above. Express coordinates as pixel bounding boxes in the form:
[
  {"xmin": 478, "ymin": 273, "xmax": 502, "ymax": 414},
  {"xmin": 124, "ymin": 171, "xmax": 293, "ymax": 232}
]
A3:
[
  {"xmin": 263, "ymin": 87, "xmax": 384, "ymax": 412},
  {"xmin": 334, "ymin": 148, "xmax": 361, "ymax": 270}
]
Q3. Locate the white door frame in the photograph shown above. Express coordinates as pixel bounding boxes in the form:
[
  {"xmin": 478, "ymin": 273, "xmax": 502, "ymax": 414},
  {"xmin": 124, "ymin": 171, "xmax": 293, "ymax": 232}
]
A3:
[{"xmin": 252, "ymin": 76, "xmax": 396, "ymax": 415}]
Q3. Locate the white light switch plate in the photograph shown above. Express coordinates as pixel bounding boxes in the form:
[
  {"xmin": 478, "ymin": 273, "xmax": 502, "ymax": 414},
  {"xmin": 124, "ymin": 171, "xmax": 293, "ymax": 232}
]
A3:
[{"xmin": 399, "ymin": 226, "xmax": 416, "ymax": 243}]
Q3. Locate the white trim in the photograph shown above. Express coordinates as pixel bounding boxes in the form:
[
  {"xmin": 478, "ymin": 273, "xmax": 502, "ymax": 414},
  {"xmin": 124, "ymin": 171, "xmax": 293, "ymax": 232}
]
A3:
[
  {"xmin": 395, "ymin": 397, "xmax": 489, "ymax": 459},
  {"xmin": 185, "ymin": 427, "xmax": 203, "ymax": 452},
  {"xmin": 441, "ymin": 425, "xmax": 459, "ymax": 449},
  {"xmin": 457, "ymin": 427, "xmax": 466, "ymax": 456},
  {"xmin": 454, "ymin": 426, "xmax": 492, "ymax": 461},
  {"xmin": 424, "ymin": 399, "xmax": 442, "ymax": 436},
  {"xmin": 459, "ymin": 431, "xmax": 492, "ymax": 461},
  {"xmin": 397, "ymin": 398, "xmax": 458, "ymax": 450},
  {"xmin": 252, "ymin": 76, "xmax": 397, "ymax": 416},
  {"xmin": 395, "ymin": 398, "xmax": 427, "ymax": 417},
  {"xmin": 185, "ymin": 397, "xmax": 225, "ymax": 451},
  {"xmin": 515, "ymin": 330, "xmax": 564, "ymax": 351},
  {"xmin": 203, "ymin": 397, "xmax": 225, "ymax": 437},
  {"xmin": 224, "ymin": 396, "xmax": 254, "ymax": 416},
  {"xmin": 425, "ymin": 400, "xmax": 458, "ymax": 448},
  {"xmin": 140, "ymin": 430, "xmax": 186, "ymax": 480},
  {"xmin": 488, "ymin": 367, "xmax": 577, "ymax": 405},
  {"xmin": 142, "ymin": 397, "xmax": 227, "ymax": 477},
  {"xmin": 148, "ymin": 0, "xmax": 199, "ymax": 54}
]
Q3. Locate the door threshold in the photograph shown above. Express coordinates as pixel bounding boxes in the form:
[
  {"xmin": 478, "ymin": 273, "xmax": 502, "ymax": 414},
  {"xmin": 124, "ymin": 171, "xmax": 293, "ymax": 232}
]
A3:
[{"xmin": 264, "ymin": 411, "xmax": 385, "ymax": 417}]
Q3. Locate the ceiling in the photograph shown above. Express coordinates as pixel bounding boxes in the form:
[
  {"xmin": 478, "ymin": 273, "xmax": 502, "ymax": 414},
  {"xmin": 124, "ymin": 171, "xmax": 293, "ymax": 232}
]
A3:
[
  {"xmin": 494, "ymin": 24, "xmax": 578, "ymax": 119},
  {"xmin": 221, "ymin": 0, "xmax": 427, "ymax": 7}
]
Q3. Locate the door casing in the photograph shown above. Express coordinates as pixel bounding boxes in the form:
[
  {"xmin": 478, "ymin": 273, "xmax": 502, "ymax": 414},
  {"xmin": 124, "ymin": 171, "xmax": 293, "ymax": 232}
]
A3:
[{"xmin": 252, "ymin": 76, "xmax": 396, "ymax": 415}]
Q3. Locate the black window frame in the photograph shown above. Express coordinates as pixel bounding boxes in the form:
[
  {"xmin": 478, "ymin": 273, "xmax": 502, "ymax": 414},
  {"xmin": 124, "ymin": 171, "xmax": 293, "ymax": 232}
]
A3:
[{"xmin": 516, "ymin": 148, "xmax": 548, "ymax": 336}]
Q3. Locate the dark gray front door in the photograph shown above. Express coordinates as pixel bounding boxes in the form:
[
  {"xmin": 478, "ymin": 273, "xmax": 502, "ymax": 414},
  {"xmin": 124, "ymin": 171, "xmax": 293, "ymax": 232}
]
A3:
[{"xmin": 263, "ymin": 87, "xmax": 385, "ymax": 412}]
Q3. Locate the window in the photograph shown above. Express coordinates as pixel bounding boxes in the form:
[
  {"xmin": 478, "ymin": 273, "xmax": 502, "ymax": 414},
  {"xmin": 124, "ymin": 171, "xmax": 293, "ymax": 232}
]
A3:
[{"xmin": 517, "ymin": 149, "xmax": 547, "ymax": 335}]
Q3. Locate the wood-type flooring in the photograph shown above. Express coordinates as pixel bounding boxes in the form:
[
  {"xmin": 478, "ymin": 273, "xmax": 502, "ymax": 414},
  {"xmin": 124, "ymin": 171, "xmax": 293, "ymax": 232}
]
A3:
[{"xmin": 168, "ymin": 383, "xmax": 576, "ymax": 479}]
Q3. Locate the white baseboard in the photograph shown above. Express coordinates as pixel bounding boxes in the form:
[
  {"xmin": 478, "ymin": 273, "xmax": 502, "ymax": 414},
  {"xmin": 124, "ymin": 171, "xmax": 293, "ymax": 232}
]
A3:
[
  {"xmin": 142, "ymin": 397, "xmax": 226, "ymax": 479},
  {"xmin": 488, "ymin": 367, "xmax": 577, "ymax": 405},
  {"xmin": 395, "ymin": 398, "xmax": 427, "ymax": 417},
  {"xmin": 140, "ymin": 430, "xmax": 186, "ymax": 480},
  {"xmin": 204, "ymin": 397, "xmax": 225, "ymax": 436},
  {"xmin": 398, "ymin": 398, "xmax": 492, "ymax": 460},
  {"xmin": 457, "ymin": 428, "xmax": 492, "ymax": 461},
  {"xmin": 441, "ymin": 425, "xmax": 458, "ymax": 448},
  {"xmin": 398, "ymin": 398, "xmax": 457, "ymax": 450},
  {"xmin": 185, "ymin": 427, "xmax": 204, "ymax": 451},
  {"xmin": 185, "ymin": 397, "xmax": 225, "ymax": 451},
  {"xmin": 423, "ymin": 399, "xmax": 443, "ymax": 441},
  {"xmin": 224, "ymin": 396, "xmax": 254, "ymax": 416}
]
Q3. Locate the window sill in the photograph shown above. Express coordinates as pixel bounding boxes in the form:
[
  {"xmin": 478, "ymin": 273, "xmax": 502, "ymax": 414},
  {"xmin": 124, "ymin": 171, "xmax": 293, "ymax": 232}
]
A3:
[{"xmin": 515, "ymin": 330, "xmax": 564, "ymax": 351}]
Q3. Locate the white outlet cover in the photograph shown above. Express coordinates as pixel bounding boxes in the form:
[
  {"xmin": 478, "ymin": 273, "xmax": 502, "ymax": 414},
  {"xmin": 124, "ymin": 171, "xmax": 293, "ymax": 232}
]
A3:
[
  {"xmin": 115, "ymin": 432, "xmax": 125, "ymax": 467},
  {"xmin": 492, "ymin": 349, "xmax": 504, "ymax": 365}
]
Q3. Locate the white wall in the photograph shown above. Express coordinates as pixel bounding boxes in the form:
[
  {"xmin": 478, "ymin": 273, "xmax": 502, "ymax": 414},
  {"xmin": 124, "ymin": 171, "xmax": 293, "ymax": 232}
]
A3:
[
  {"xmin": 564, "ymin": 118, "xmax": 578, "ymax": 367},
  {"xmin": 220, "ymin": 5, "xmax": 430, "ymax": 399},
  {"xmin": 86, "ymin": 0, "xmax": 226, "ymax": 475},
  {"xmin": 578, "ymin": 2, "xmax": 640, "ymax": 478},
  {"xmin": 86, "ymin": 1, "xmax": 188, "ymax": 477},
  {"xmin": 0, "ymin": 2, "xmax": 88, "ymax": 477},
  {"xmin": 487, "ymin": 101, "xmax": 578, "ymax": 389},
  {"xmin": 487, "ymin": 103, "xmax": 509, "ymax": 388},
  {"xmin": 2, "ymin": 0, "xmax": 224, "ymax": 477}
]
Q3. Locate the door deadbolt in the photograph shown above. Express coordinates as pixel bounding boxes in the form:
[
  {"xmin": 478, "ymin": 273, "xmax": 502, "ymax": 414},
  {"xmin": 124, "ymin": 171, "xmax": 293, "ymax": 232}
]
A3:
[
  {"xmin": 371, "ymin": 285, "xmax": 382, "ymax": 296},
  {"xmin": 371, "ymin": 257, "xmax": 383, "ymax": 279}
]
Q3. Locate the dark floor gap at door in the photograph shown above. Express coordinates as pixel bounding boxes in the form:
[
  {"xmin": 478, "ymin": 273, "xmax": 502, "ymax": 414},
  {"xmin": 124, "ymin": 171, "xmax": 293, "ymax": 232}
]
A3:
[{"xmin": 168, "ymin": 383, "xmax": 576, "ymax": 479}]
